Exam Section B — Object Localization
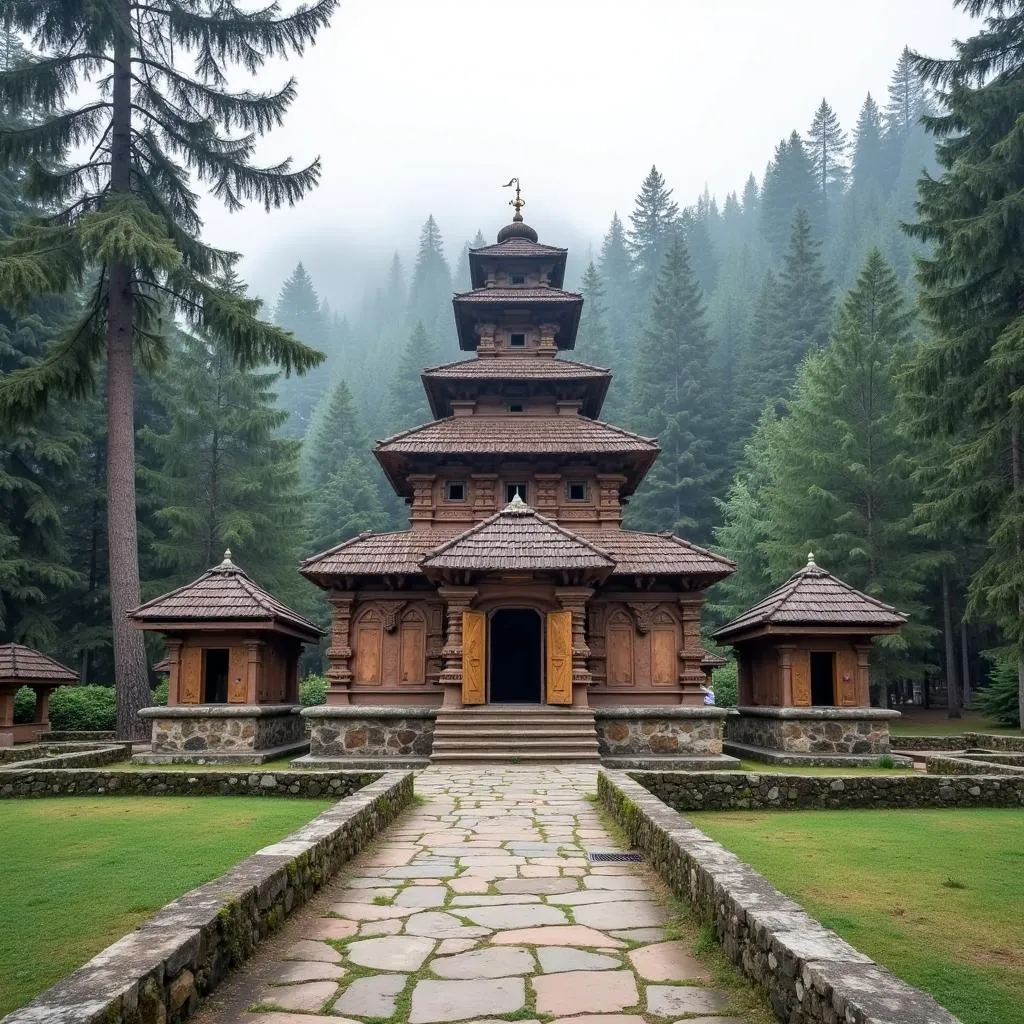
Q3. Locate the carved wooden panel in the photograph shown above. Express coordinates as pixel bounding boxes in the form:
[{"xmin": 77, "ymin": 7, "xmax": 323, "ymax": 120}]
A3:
[
  {"xmin": 546, "ymin": 610, "xmax": 573, "ymax": 705},
  {"xmin": 606, "ymin": 611, "xmax": 634, "ymax": 686},
  {"xmin": 651, "ymin": 628, "xmax": 677, "ymax": 686},
  {"xmin": 354, "ymin": 611, "xmax": 383, "ymax": 685},
  {"xmin": 462, "ymin": 611, "xmax": 486, "ymax": 705},
  {"xmin": 792, "ymin": 650, "xmax": 811, "ymax": 707},
  {"xmin": 400, "ymin": 611, "xmax": 426, "ymax": 684},
  {"xmin": 836, "ymin": 648, "xmax": 858, "ymax": 706},
  {"xmin": 228, "ymin": 645, "xmax": 248, "ymax": 703},
  {"xmin": 180, "ymin": 646, "xmax": 202, "ymax": 704}
]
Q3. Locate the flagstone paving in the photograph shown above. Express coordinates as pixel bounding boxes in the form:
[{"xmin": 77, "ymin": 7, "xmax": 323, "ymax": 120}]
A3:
[{"xmin": 194, "ymin": 766, "xmax": 757, "ymax": 1024}]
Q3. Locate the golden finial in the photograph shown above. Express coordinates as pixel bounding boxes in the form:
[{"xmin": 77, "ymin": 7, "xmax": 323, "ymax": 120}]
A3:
[{"xmin": 502, "ymin": 177, "xmax": 525, "ymax": 221}]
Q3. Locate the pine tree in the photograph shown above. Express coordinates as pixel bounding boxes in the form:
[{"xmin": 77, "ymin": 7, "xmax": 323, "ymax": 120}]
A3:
[
  {"xmin": 387, "ymin": 321, "xmax": 434, "ymax": 433},
  {"xmin": 576, "ymin": 262, "xmax": 623, "ymax": 422},
  {"xmin": 905, "ymin": 1, "xmax": 1024, "ymax": 726},
  {"xmin": 741, "ymin": 174, "xmax": 760, "ymax": 227},
  {"xmin": 143, "ymin": 327, "xmax": 304, "ymax": 601},
  {"xmin": 627, "ymin": 235, "xmax": 721, "ymax": 543},
  {"xmin": 851, "ymin": 93, "xmax": 888, "ymax": 196},
  {"xmin": 598, "ymin": 212, "xmax": 634, "ymax": 358},
  {"xmin": 627, "ymin": 166, "xmax": 679, "ymax": 303},
  {"xmin": 885, "ymin": 46, "xmax": 930, "ymax": 141},
  {"xmin": 806, "ymin": 99, "xmax": 848, "ymax": 221},
  {"xmin": 455, "ymin": 230, "xmax": 486, "ymax": 292},
  {"xmin": 275, "ymin": 262, "xmax": 329, "ymax": 436},
  {"xmin": 408, "ymin": 215, "xmax": 453, "ymax": 354},
  {"xmin": 0, "ymin": 0, "xmax": 332, "ymax": 737},
  {"xmin": 759, "ymin": 131, "xmax": 820, "ymax": 257}
]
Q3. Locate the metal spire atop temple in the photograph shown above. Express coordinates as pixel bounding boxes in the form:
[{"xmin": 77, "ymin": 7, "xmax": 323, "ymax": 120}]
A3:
[
  {"xmin": 503, "ymin": 177, "xmax": 525, "ymax": 221},
  {"xmin": 497, "ymin": 178, "xmax": 538, "ymax": 243}
]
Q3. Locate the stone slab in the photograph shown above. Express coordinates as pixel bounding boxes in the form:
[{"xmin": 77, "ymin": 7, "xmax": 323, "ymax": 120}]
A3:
[
  {"xmin": 267, "ymin": 961, "xmax": 346, "ymax": 985},
  {"xmin": 258, "ymin": 980, "xmax": 338, "ymax": 1013},
  {"xmin": 346, "ymin": 935, "xmax": 435, "ymax": 972},
  {"xmin": 333, "ymin": 974, "xmax": 407, "ymax": 1018},
  {"xmin": 627, "ymin": 941, "xmax": 711, "ymax": 982},
  {"xmin": 532, "ymin": 970, "xmax": 639, "ymax": 1016},
  {"xmin": 409, "ymin": 977, "xmax": 525, "ymax": 1023},
  {"xmin": 537, "ymin": 947, "xmax": 622, "ymax": 973},
  {"xmin": 491, "ymin": 926, "xmax": 624, "ymax": 948},
  {"xmin": 429, "ymin": 946, "xmax": 535, "ymax": 979},
  {"xmin": 572, "ymin": 901, "xmax": 667, "ymax": 929},
  {"xmin": 645, "ymin": 986, "xmax": 731, "ymax": 1016}
]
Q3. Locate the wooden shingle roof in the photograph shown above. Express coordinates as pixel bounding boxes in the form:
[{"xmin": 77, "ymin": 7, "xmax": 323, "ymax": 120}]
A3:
[
  {"xmin": 422, "ymin": 357, "xmax": 609, "ymax": 381},
  {"xmin": 0, "ymin": 643, "xmax": 78, "ymax": 684},
  {"xmin": 130, "ymin": 550, "xmax": 322, "ymax": 641},
  {"xmin": 468, "ymin": 237, "xmax": 568, "ymax": 289},
  {"xmin": 421, "ymin": 497, "xmax": 614, "ymax": 574},
  {"xmin": 713, "ymin": 554, "xmax": 908, "ymax": 643},
  {"xmin": 575, "ymin": 529, "xmax": 736, "ymax": 579},
  {"xmin": 300, "ymin": 530, "xmax": 450, "ymax": 584}
]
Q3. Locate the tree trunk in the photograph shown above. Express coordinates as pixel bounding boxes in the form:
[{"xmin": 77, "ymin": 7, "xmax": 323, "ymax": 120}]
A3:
[
  {"xmin": 942, "ymin": 567, "xmax": 961, "ymax": 718},
  {"xmin": 108, "ymin": 0, "xmax": 149, "ymax": 741},
  {"xmin": 960, "ymin": 617, "xmax": 971, "ymax": 711},
  {"xmin": 1012, "ymin": 379, "xmax": 1024, "ymax": 730}
]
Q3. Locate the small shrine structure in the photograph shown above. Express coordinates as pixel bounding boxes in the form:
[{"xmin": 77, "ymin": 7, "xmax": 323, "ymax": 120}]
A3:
[
  {"xmin": 0, "ymin": 643, "xmax": 78, "ymax": 746},
  {"xmin": 713, "ymin": 554, "xmax": 907, "ymax": 763},
  {"xmin": 130, "ymin": 550, "xmax": 322, "ymax": 761}
]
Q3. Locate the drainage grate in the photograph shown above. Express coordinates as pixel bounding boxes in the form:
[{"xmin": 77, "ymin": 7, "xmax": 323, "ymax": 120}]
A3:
[{"xmin": 586, "ymin": 851, "xmax": 643, "ymax": 863}]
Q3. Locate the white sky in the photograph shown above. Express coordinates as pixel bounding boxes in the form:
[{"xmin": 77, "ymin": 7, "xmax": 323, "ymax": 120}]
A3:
[{"xmin": 199, "ymin": 0, "xmax": 975, "ymax": 305}]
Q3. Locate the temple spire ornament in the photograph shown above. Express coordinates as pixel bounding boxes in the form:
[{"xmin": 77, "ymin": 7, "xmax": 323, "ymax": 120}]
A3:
[{"xmin": 503, "ymin": 177, "xmax": 525, "ymax": 221}]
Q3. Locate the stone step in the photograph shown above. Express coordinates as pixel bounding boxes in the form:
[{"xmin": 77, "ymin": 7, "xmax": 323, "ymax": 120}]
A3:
[
  {"xmin": 433, "ymin": 727, "xmax": 597, "ymax": 740},
  {"xmin": 429, "ymin": 749, "xmax": 601, "ymax": 763},
  {"xmin": 434, "ymin": 714, "xmax": 595, "ymax": 726},
  {"xmin": 431, "ymin": 736, "xmax": 600, "ymax": 751}
]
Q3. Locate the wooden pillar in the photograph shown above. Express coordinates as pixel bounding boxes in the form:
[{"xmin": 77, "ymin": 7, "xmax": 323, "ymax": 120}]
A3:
[
  {"xmin": 244, "ymin": 640, "xmax": 264, "ymax": 703},
  {"xmin": 34, "ymin": 685, "xmax": 51, "ymax": 729},
  {"xmin": 678, "ymin": 597, "xmax": 707, "ymax": 706},
  {"xmin": 326, "ymin": 591, "xmax": 355, "ymax": 706},
  {"xmin": 165, "ymin": 638, "xmax": 184, "ymax": 705},
  {"xmin": 437, "ymin": 587, "xmax": 478, "ymax": 707},
  {"xmin": 555, "ymin": 587, "xmax": 594, "ymax": 707},
  {"xmin": 854, "ymin": 644, "xmax": 873, "ymax": 707},
  {"xmin": 777, "ymin": 644, "xmax": 797, "ymax": 706}
]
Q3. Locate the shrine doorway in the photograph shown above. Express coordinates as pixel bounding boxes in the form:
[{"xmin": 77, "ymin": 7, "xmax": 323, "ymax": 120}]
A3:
[
  {"xmin": 810, "ymin": 651, "xmax": 835, "ymax": 706},
  {"xmin": 489, "ymin": 608, "xmax": 542, "ymax": 703}
]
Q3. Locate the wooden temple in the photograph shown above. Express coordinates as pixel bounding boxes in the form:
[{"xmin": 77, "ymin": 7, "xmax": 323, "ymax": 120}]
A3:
[{"xmin": 0, "ymin": 643, "xmax": 78, "ymax": 746}]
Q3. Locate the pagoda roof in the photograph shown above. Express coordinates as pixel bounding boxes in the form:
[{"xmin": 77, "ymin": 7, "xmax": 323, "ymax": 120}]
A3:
[
  {"xmin": 452, "ymin": 286, "xmax": 583, "ymax": 351},
  {"xmin": 700, "ymin": 649, "xmax": 728, "ymax": 669},
  {"xmin": 469, "ymin": 236, "xmax": 568, "ymax": 289},
  {"xmin": 300, "ymin": 530, "xmax": 449, "ymax": 584},
  {"xmin": 0, "ymin": 643, "xmax": 78, "ymax": 684},
  {"xmin": 422, "ymin": 497, "xmax": 614, "ymax": 575},
  {"xmin": 421, "ymin": 356, "xmax": 611, "ymax": 419},
  {"xmin": 713, "ymin": 554, "xmax": 908, "ymax": 643},
  {"xmin": 131, "ymin": 550, "xmax": 323, "ymax": 641},
  {"xmin": 374, "ymin": 415, "xmax": 659, "ymax": 498},
  {"xmin": 575, "ymin": 529, "xmax": 736, "ymax": 580}
]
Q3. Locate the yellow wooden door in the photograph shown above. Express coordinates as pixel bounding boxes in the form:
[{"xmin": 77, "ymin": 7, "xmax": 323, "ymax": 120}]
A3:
[
  {"xmin": 791, "ymin": 650, "xmax": 811, "ymax": 707},
  {"xmin": 180, "ymin": 646, "xmax": 202, "ymax": 704},
  {"xmin": 546, "ymin": 610, "xmax": 573, "ymax": 706},
  {"xmin": 836, "ymin": 648, "xmax": 858, "ymax": 706},
  {"xmin": 228, "ymin": 645, "xmax": 248, "ymax": 704},
  {"xmin": 462, "ymin": 611, "xmax": 486, "ymax": 705}
]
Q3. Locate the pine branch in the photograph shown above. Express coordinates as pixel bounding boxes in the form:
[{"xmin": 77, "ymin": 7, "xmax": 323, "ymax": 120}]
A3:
[
  {"xmin": 0, "ymin": 102, "xmax": 111, "ymax": 163},
  {"xmin": 0, "ymin": 50, "xmax": 110, "ymax": 110}
]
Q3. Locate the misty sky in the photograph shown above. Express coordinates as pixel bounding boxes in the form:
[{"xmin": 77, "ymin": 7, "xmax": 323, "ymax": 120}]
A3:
[{"xmin": 200, "ymin": 0, "xmax": 975, "ymax": 306}]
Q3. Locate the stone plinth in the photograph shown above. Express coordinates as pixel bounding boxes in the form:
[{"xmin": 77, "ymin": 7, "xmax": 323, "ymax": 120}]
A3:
[
  {"xmin": 725, "ymin": 706, "xmax": 900, "ymax": 763},
  {"xmin": 594, "ymin": 706, "xmax": 729, "ymax": 765},
  {"xmin": 299, "ymin": 706, "xmax": 438, "ymax": 767},
  {"xmin": 137, "ymin": 704, "xmax": 305, "ymax": 762}
]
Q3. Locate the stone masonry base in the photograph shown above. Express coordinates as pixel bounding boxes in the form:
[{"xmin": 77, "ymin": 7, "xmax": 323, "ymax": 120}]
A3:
[
  {"xmin": 140, "ymin": 704, "xmax": 304, "ymax": 755},
  {"xmin": 726, "ymin": 706, "xmax": 899, "ymax": 756}
]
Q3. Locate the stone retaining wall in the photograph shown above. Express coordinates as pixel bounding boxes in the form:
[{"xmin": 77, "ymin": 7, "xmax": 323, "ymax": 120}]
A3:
[
  {"xmin": 0, "ymin": 741, "xmax": 126, "ymax": 765},
  {"xmin": 890, "ymin": 732, "xmax": 1024, "ymax": 752},
  {"xmin": 924, "ymin": 755, "xmax": 1024, "ymax": 777},
  {"xmin": 598, "ymin": 770, "xmax": 961, "ymax": 1024},
  {"xmin": 302, "ymin": 706, "xmax": 437, "ymax": 760},
  {"xmin": 593, "ymin": 707, "xmax": 726, "ymax": 758},
  {"xmin": 2, "ymin": 770, "xmax": 413, "ymax": 1024},
  {"xmin": 627, "ymin": 769, "xmax": 1024, "ymax": 810},
  {"xmin": 141, "ymin": 705, "xmax": 304, "ymax": 754},
  {"xmin": 0, "ymin": 744, "xmax": 131, "ymax": 772},
  {"xmin": 727, "ymin": 707, "xmax": 897, "ymax": 755},
  {"xmin": 0, "ymin": 768, "xmax": 380, "ymax": 800},
  {"xmin": 40, "ymin": 730, "xmax": 116, "ymax": 742}
]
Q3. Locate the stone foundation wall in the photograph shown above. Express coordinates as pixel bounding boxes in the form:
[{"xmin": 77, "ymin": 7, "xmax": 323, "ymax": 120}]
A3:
[
  {"xmin": 727, "ymin": 707, "xmax": 896, "ymax": 755},
  {"xmin": 141, "ymin": 705, "xmax": 303, "ymax": 753},
  {"xmin": 303, "ymin": 706, "xmax": 437, "ymax": 759},
  {"xmin": 4, "ymin": 771, "xmax": 413, "ymax": 1024},
  {"xmin": 598, "ymin": 770, "xmax": 961, "ymax": 1024},
  {"xmin": 594, "ymin": 707, "xmax": 726, "ymax": 757},
  {"xmin": 0, "ymin": 744, "xmax": 130, "ymax": 772},
  {"xmin": 628, "ymin": 769, "xmax": 1024, "ymax": 810}
]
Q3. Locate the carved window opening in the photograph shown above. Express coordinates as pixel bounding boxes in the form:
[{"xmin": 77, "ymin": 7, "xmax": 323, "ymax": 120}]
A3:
[
  {"xmin": 567, "ymin": 481, "xmax": 588, "ymax": 501},
  {"xmin": 203, "ymin": 648, "xmax": 229, "ymax": 703},
  {"xmin": 510, "ymin": 332, "xmax": 526, "ymax": 346},
  {"xmin": 506, "ymin": 482, "xmax": 528, "ymax": 502},
  {"xmin": 510, "ymin": 276, "xmax": 525, "ymax": 286},
  {"xmin": 446, "ymin": 481, "xmax": 466, "ymax": 502},
  {"xmin": 508, "ymin": 402, "xmax": 526, "ymax": 413}
]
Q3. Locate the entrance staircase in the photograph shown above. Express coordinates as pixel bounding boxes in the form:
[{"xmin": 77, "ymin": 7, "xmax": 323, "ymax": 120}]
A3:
[{"xmin": 430, "ymin": 705, "xmax": 601, "ymax": 764}]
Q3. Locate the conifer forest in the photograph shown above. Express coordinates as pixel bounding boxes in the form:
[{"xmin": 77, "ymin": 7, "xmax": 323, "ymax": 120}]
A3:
[{"xmin": 1, "ymin": 0, "xmax": 1024, "ymax": 735}]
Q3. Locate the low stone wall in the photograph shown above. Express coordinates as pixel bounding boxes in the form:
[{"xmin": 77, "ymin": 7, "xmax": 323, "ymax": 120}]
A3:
[
  {"xmin": 0, "ymin": 744, "xmax": 131, "ymax": 772},
  {"xmin": 0, "ymin": 741, "xmax": 127, "ymax": 765},
  {"xmin": 598, "ymin": 770, "xmax": 961, "ymax": 1024},
  {"xmin": 967, "ymin": 732, "xmax": 1024, "ymax": 752},
  {"xmin": 628, "ymin": 769, "xmax": 1024, "ymax": 810},
  {"xmin": 140, "ymin": 704, "xmax": 304, "ymax": 754},
  {"xmin": 727, "ymin": 706, "xmax": 898, "ymax": 755},
  {"xmin": 924, "ymin": 755, "xmax": 1024, "ymax": 777},
  {"xmin": 302, "ymin": 705, "xmax": 437, "ymax": 761},
  {"xmin": 0, "ymin": 768, "xmax": 380, "ymax": 800},
  {"xmin": 593, "ymin": 706, "xmax": 726, "ymax": 758},
  {"xmin": 891, "ymin": 732, "xmax": 1024, "ymax": 752},
  {"xmin": 40, "ymin": 730, "xmax": 116, "ymax": 742},
  {"xmin": 3, "ymin": 770, "xmax": 413, "ymax": 1024}
]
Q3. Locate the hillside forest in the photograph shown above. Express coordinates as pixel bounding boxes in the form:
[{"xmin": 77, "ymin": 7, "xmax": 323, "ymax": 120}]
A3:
[{"xmin": 2, "ymin": 0, "xmax": 1024, "ymax": 731}]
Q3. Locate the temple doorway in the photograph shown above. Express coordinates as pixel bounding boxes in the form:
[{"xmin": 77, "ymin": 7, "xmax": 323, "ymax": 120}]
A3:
[
  {"xmin": 810, "ymin": 651, "xmax": 835, "ymax": 706},
  {"xmin": 489, "ymin": 609, "xmax": 542, "ymax": 703}
]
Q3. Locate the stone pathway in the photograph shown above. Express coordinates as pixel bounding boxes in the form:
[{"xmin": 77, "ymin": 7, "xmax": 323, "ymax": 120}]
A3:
[{"xmin": 197, "ymin": 766, "xmax": 752, "ymax": 1024}]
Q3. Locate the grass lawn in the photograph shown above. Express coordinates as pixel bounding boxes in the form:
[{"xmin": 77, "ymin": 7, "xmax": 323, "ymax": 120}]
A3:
[
  {"xmin": 890, "ymin": 708, "xmax": 1020, "ymax": 736},
  {"xmin": 0, "ymin": 796, "xmax": 332, "ymax": 1015},
  {"xmin": 737, "ymin": 760, "xmax": 913, "ymax": 776},
  {"xmin": 687, "ymin": 808, "xmax": 1024, "ymax": 1024}
]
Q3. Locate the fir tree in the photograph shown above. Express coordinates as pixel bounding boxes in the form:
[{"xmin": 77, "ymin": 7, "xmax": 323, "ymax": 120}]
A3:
[
  {"xmin": 851, "ymin": 93, "xmax": 888, "ymax": 195},
  {"xmin": 576, "ymin": 262, "xmax": 623, "ymax": 421},
  {"xmin": 455, "ymin": 230, "xmax": 486, "ymax": 292},
  {"xmin": 627, "ymin": 235, "xmax": 721, "ymax": 543},
  {"xmin": 759, "ymin": 131, "xmax": 820, "ymax": 257},
  {"xmin": 275, "ymin": 262, "xmax": 329, "ymax": 435},
  {"xmin": 143, "ymin": 327, "xmax": 304, "ymax": 601},
  {"xmin": 885, "ymin": 46, "xmax": 930, "ymax": 141},
  {"xmin": 0, "ymin": 0, "xmax": 332, "ymax": 736},
  {"xmin": 387, "ymin": 321, "xmax": 434, "ymax": 433},
  {"xmin": 806, "ymin": 98, "xmax": 848, "ymax": 221},
  {"xmin": 408, "ymin": 215, "xmax": 453, "ymax": 354},
  {"xmin": 598, "ymin": 212, "xmax": 634, "ymax": 357},
  {"xmin": 627, "ymin": 166, "xmax": 679, "ymax": 303},
  {"xmin": 905, "ymin": 1, "xmax": 1024, "ymax": 726}
]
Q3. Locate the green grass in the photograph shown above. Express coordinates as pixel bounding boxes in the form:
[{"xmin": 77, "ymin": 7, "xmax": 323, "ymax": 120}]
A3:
[
  {"xmin": 890, "ymin": 709, "xmax": 1021, "ymax": 737},
  {"xmin": 737, "ymin": 759, "xmax": 913, "ymax": 776},
  {"xmin": 0, "ymin": 796, "xmax": 332, "ymax": 1015},
  {"xmin": 687, "ymin": 807, "xmax": 1024, "ymax": 1024}
]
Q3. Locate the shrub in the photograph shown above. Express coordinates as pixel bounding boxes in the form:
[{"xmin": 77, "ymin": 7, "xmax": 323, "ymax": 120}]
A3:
[
  {"xmin": 13, "ymin": 686, "xmax": 36, "ymax": 723},
  {"xmin": 300, "ymin": 674, "xmax": 328, "ymax": 706},
  {"xmin": 48, "ymin": 685, "xmax": 117, "ymax": 731},
  {"xmin": 976, "ymin": 653, "xmax": 1021, "ymax": 728},
  {"xmin": 150, "ymin": 679, "xmax": 169, "ymax": 706},
  {"xmin": 712, "ymin": 661, "xmax": 738, "ymax": 707}
]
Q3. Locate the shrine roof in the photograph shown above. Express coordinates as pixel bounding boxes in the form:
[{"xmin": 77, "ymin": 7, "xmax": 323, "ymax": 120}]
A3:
[
  {"xmin": 700, "ymin": 649, "xmax": 728, "ymax": 669},
  {"xmin": 452, "ymin": 286, "xmax": 583, "ymax": 350},
  {"xmin": 471, "ymin": 238, "xmax": 567, "ymax": 259},
  {"xmin": 421, "ymin": 496, "xmax": 614, "ymax": 574},
  {"xmin": 713, "ymin": 554, "xmax": 908, "ymax": 643},
  {"xmin": 0, "ymin": 643, "xmax": 78, "ymax": 684},
  {"xmin": 300, "ymin": 530, "xmax": 450, "ymax": 582},
  {"xmin": 575, "ymin": 529, "xmax": 736, "ymax": 580},
  {"xmin": 453, "ymin": 285, "xmax": 582, "ymax": 305},
  {"xmin": 468, "ymin": 237, "xmax": 568, "ymax": 288},
  {"xmin": 130, "ymin": 550, "xmax": 323, "ymax": 640}
]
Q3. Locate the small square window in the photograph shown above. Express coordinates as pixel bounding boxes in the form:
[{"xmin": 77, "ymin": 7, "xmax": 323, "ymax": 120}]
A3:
[
  {"xmin": 567, "ymin": 481, "xmax": 588, "ymax": 502},
  {"xmin": 508, "ymin": 402, "xmax": 526, "ymax": 413},
  {"xmin": 511, "ymin": 274, "xmax": 525, "ymax": 285},
  {"xmin": 506, "ymin": 482, "xmax": 528, "ymax": 503},
  {"xmin": 509, "ymin": 332, "xmax": 526, "ymax": 347},
  {"xmin": 446, "ymin": 481, "xmax": 466, "ymax": 501}
]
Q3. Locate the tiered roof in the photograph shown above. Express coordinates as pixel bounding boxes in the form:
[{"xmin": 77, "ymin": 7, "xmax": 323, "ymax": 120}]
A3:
[
  {"xmin": 452, "ymin": 285, "xmax": 583, "ymax": 351},
  {"xmin": 0, "ymin": 643, "xmax": 78, "ymax": 684},
  {"xmin": 713, "ymin": 554, "xmax": 907, "ymax": 643},
  {"xmin": 131, "ymin": 550, "xmax": 323, "ymax": 641},
  {"xmin": 468, "ymin": 236, "xmax": 568, "ymax": 288},
  {"xmin": 574, "ymin": 530, "xmax": 735, "ymax": 580}
]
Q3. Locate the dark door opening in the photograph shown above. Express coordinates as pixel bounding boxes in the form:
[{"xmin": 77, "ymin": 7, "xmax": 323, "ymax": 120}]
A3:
[
  {"xmin": 204, "ymin": 648, "xmax": 229, "ymax": 703},
  {"xmin": 489, "ymin": 609, "xmax": 542, "ymax": 703},
  {"xmin": 810, "ymin": 651, "xmax": 835, "ymax": 707}
]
